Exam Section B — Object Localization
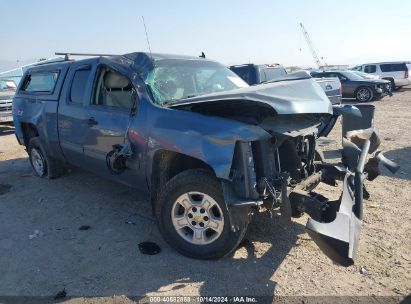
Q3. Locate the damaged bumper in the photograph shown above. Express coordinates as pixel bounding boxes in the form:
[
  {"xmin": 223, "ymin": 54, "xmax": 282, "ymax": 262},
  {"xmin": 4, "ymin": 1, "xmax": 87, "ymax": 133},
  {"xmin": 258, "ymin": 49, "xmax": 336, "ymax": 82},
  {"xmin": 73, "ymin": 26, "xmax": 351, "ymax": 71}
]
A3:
[
  {"xmin": 305, "ymin": 140, "xmax": 369, "ymax": 266},
  {"xmin": 300, "ymin": 105, "xmax": 398, "ymax": 266}
]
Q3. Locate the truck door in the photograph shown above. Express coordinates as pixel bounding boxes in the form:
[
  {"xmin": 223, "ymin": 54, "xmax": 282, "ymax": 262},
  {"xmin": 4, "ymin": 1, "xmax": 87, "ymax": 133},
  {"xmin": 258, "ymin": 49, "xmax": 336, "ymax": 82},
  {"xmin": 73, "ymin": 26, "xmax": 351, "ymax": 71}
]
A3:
[
  {"xmin": 59, "ymin": 60, "xmax": 145, "ymax": 188},
  {"xmin": 81, "ymin": 64, "xmax": 144, "ymax": 188}
]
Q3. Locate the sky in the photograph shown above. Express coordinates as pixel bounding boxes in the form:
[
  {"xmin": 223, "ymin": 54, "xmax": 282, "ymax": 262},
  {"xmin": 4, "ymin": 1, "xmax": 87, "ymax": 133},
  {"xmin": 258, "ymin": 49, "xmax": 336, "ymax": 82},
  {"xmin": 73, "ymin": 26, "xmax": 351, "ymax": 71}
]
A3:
[{"xmin": 0, "ymin": 0, "xmax": 410, "ymax": 70}]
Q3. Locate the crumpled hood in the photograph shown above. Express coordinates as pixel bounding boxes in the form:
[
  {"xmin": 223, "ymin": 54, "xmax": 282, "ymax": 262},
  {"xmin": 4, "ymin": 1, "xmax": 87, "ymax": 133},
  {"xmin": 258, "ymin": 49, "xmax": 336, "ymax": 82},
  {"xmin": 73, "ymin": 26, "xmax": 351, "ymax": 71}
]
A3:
[{"xmin": 170, "ymin": 77, "xmax": 333, "ymax": 115}]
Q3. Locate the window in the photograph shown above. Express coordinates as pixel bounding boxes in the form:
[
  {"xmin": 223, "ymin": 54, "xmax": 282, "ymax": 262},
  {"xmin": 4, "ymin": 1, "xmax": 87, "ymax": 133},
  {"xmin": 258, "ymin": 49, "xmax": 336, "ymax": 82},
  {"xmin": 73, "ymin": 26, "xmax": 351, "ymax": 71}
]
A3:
[
  {"xmin": 261, "ymin": 67, "xmax": 286, "ymax": 82},
  {"xmin": 351, "ymin": 66, "xmax": 362, "ymax": 71},
  {"xmin": 380, "ymin": 63, "xmax": 406, "ymax": 72},
  {"xmin": 144, "ymin": 60, "xmax": 248, "ymax": 105},
  {"xmin": 70, "ymin": 68, "xmax": 91, "ymax": 104},
  {"xmin": 364, "ymin": 65, "xmax": 376, "ymax": 73},
  {"xmin": 230, "ymin": 66, "xmax": 256, "ymax": 85},
  {"xmin": 94, "ymin": 67, "xmax": 134, "ymax": 109},
  {"xmin": 21, "ymin": 72, "xmax": 58, "ymax": 93}
]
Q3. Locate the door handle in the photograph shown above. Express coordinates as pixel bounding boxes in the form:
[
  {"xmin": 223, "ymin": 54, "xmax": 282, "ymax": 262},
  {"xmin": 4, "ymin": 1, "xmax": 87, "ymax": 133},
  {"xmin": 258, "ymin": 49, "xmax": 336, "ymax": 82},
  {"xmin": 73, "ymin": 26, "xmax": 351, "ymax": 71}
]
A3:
[{"xmin": 87, "ymin": 117, "xmax": 98, "ymax": 126}]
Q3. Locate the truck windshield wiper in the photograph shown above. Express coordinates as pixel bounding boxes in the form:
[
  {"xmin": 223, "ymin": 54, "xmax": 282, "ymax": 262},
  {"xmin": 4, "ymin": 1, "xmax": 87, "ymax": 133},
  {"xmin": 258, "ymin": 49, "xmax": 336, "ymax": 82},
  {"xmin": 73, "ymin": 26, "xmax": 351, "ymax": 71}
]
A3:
[{"xmin": 162, "ymin": 95, "xmax": 198, "ymax": 106}]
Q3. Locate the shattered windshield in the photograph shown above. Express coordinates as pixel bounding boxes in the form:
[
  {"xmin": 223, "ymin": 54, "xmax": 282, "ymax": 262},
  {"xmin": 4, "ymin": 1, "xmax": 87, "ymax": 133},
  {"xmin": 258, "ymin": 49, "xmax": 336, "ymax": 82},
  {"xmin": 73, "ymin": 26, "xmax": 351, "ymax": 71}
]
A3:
[{"xmin": 143, "ymin": 59, "xmax": 248, "ymax": 106}]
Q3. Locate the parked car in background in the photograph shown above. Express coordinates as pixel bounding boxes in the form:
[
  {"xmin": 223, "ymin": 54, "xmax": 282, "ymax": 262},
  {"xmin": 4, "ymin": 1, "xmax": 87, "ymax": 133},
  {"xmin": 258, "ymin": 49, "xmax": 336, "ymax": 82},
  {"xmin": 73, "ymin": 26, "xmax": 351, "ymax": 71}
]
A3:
[
  {"xmin": 230, "ymin": 64, "xmax": 341, "ymax": 104},
  {"xmin": 351, "ymin": 71, "xmax": 380, "ymax": 80},
  {"xmin": 312, "ymin": 70, "xmax": 391, "ymax": 102},
  {"xmin": 351, "ymin": 62, "xmax": 411, "ymax": 90},
  {"xmin": 229, "ymin": 63, "xmax": 287, "ymax": 84},
  {"xmin": 0, "ymin": 79, "xmax": 16, "ymax": 123}
]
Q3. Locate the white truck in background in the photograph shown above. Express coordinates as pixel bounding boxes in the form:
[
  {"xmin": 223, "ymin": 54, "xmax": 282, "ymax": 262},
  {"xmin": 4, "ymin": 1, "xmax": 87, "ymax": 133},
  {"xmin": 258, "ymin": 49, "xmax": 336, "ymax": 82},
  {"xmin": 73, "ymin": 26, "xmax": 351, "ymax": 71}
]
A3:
[
  {"xmin": 0, "ymin": 79, "xmax": 16, "ymax": 123},
  {"xmin": 229, "ymin": 64, "xmax": 341, "ymax": 104}
]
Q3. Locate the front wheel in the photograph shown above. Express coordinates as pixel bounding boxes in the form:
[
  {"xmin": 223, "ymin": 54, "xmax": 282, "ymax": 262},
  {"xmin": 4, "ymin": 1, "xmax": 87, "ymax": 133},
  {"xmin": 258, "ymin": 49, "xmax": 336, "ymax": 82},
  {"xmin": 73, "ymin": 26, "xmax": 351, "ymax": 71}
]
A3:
[
  {"xmin": 355, "ymin": 87, "xmax": 373, "ymax": 102},
  {"xmin": 156, "ymin": 169, "xmax": 249, "ymax": 259}
]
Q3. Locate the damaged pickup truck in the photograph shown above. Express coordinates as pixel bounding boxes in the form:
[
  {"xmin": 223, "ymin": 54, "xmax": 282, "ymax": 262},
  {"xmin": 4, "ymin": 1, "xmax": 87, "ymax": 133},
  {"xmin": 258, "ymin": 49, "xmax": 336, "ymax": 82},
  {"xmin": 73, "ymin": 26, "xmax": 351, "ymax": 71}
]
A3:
[{"xmin": 12, "ymin": 52, "xmax": 398, "ymax": 265}]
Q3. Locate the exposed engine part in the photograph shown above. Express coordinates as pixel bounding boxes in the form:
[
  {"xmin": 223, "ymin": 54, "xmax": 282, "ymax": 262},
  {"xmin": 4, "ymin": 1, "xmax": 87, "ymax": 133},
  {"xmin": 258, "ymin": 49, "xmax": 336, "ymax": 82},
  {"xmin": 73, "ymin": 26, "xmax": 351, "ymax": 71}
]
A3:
[{"xmin": 106, "ymin": 144, "xmax": 132, "ymax": 174}]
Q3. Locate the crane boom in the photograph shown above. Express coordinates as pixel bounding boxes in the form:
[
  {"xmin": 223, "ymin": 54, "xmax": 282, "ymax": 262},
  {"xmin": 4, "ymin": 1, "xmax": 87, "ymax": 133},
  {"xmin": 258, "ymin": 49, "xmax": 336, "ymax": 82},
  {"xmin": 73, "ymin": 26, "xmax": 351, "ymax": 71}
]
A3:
[{"xmin": 299, "ymin": 22, "xmax": 323, "ymax": 68}]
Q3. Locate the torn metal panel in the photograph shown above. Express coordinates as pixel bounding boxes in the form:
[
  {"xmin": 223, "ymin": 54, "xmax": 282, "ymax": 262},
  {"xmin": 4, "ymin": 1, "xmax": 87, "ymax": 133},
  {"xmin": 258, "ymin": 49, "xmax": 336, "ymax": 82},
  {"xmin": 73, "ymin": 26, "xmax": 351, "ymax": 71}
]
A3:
[{"xmin": 170, "ymin": 77, "xmax": 333, "ymax": 115}]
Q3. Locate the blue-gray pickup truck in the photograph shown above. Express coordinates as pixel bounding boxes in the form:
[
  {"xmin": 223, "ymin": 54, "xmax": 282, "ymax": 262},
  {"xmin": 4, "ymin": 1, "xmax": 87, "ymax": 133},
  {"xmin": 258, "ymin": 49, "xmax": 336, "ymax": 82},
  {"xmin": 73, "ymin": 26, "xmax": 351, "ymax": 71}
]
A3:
[{"xmin": 12, "ymin": 52, "xmax": 398, "ymax": 265}]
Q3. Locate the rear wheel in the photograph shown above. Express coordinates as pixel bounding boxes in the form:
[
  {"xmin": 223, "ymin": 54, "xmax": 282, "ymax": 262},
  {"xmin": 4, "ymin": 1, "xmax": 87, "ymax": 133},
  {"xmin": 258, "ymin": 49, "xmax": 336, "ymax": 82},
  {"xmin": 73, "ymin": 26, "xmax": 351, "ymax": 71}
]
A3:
[
  {"xmin": 355, "ymin": 87, "xmax": 373, "ymax": 102},
  {"xmin": 28, "ymin": 137, "xmax": 64, "ymax": 179},
  {"xmin": 156, "ymin": 169, "xmax": 249, "ymax": 259}
]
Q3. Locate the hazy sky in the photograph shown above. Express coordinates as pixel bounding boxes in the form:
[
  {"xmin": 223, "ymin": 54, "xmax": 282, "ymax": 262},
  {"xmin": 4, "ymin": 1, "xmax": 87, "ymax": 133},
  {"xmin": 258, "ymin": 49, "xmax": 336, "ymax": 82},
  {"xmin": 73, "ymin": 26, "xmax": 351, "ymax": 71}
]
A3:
[{"xmin": 1, "ymin": 0, "xmax": 410, "ymax": 67}]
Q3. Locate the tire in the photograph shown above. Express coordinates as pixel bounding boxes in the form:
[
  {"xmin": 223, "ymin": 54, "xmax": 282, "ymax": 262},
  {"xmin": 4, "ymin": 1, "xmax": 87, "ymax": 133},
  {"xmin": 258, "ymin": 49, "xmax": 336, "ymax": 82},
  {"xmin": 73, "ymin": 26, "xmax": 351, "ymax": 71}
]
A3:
[
  {"xmin": 389, "ymin": 79, "xmax": 395, "ymax": 92},
  {"xmin": 156, "ymin": 169, "xmax": 249, "ymax": 259},
  {"xmin": 27, "ymin": 137, "xmax": 64, "ymax": 179},
  {"xmin": 355, "ymin": 87, "xmax": 373, "ymax": 102}
]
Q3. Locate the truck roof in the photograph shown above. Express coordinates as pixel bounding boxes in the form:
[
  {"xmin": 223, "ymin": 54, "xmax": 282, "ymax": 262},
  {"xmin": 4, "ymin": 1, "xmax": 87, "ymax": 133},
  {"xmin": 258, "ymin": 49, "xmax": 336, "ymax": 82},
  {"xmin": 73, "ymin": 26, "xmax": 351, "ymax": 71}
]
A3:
[
  {"xmin": 23, "ymin": 52, "xmax": 210, "ymax": 74},
  {"xmin": 358, "ymin": 61, "xmax": 410, "ymax": 65}
]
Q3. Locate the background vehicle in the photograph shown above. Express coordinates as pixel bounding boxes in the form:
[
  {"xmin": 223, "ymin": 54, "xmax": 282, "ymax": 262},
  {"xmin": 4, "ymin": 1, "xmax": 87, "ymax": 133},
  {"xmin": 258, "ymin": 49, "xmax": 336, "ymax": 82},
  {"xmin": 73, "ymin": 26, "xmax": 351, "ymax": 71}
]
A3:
[
  {"xmin": 0, "ymin": 79, "xmax": 16, "ymax": 123},
  {"xmin": 230, "ymin": 64, "xmax": 341, "ymax": 104},
  {"xmin": 351, "ymin": 62, "xmax": 411, "ymax": 90},
  {"xmin": 229, "ymin": 63, "xmax": 287, "ymax": 84},
  {"xmin": 312, "ymin": 70, "xmax": 391, "ymax": 102},
  {"xmin": 351, "ymin": 70, "xmax": 380, "ymax": 80},
  {"xmin": 12, "ymin": 52, "xmax": 394, "ymax": 266}
]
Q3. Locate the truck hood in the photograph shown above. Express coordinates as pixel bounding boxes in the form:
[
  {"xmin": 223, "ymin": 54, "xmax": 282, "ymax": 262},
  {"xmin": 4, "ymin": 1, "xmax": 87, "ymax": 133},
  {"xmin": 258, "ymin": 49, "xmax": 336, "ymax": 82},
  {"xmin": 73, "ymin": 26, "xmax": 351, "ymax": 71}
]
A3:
[{"xmin": 170, "ymin": 77, "xmax": 333, "ymax": 115}]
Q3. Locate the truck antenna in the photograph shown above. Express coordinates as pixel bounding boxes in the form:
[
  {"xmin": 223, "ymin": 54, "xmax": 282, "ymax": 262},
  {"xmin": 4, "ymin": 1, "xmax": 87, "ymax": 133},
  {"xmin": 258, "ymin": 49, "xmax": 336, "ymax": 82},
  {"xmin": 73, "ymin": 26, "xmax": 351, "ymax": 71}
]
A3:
[{"xmin": 141, "ymin": 16, "xmax": 153, "ymax": 58}]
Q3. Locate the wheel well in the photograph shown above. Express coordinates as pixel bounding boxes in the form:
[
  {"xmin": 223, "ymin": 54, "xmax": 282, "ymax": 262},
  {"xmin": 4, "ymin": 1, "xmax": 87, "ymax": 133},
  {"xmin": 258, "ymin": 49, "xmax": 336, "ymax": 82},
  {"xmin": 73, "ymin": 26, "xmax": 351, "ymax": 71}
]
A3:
[
  {"xmin": 382, "ymin": 77, "xmax": 394, "ymax": 82},
  {"xmin": 149, "ymin": 150, "xmax": 215, "ymax": 212},
  {"xmin": 21, "ymin": 123, "xmax": 39, "ymax": 146}
]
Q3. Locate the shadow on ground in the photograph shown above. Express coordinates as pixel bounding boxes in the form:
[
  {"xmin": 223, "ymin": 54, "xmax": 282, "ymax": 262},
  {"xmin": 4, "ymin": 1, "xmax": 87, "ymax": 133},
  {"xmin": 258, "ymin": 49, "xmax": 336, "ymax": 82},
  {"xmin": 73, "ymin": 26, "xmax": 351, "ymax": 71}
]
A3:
[
  {"xmin": 0, "ymin": 157, "xmax": 305, "ymax": 301},
  {"xmin": 382, "ymin": 146, "xmax": 410, "ymax": 181}
]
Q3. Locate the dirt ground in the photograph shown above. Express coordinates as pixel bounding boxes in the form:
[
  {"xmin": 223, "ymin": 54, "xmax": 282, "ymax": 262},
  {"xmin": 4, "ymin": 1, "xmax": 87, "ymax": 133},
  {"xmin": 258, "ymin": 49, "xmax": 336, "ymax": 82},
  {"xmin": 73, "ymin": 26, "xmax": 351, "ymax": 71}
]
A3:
[{"xmin": 0, "ymin": 89, "xmax": 410, "ymax": 303}]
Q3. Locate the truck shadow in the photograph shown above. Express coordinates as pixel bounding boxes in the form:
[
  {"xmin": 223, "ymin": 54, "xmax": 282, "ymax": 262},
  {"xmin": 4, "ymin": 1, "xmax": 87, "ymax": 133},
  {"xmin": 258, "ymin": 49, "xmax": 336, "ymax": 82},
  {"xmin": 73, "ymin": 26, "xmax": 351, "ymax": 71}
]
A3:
[
  {"xmin": 382, "ymin": 146, "xmax": 410, "ymax": 181},
  {"xmin": 0, "ymin": 157, "xmax": 305, "ymax": 300}
]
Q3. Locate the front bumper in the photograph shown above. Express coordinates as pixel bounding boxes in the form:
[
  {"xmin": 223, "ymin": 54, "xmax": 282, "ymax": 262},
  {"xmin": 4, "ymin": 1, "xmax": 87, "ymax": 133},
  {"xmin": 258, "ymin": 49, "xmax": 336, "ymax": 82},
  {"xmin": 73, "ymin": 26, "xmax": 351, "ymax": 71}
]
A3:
[
  {"xmin": 292, "ymin": 105, "xmax": 399, "ymax": 266},
  {"xmin": 305, "ymin": 140, "xmax": 369, "ymax": 266}
]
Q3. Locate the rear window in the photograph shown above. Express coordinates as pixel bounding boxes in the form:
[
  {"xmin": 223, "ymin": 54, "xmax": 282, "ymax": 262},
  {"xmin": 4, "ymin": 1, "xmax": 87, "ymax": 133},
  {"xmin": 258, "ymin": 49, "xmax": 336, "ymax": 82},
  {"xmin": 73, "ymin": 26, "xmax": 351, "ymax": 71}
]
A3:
[
  {"xmin": 380, "ymin": 63, "xmax": 406, "ymax": 72},
  {"xmin": 229, "ymin": 66, "xmax": 256, "ymax": 85},
  {"xmin": 261, "ymin": 67, "xmax": 286, "ymax": 81},
  {"xmin": 364, "ymin": 65, "xmax": 376, "ymax": 73},
  {"xmin": 21, "ymin": 72, "xmax": 59, "ymax": 93},
  {"xmin": 70, "ymin": 68, "xmax": 91, "ymax": 104}
]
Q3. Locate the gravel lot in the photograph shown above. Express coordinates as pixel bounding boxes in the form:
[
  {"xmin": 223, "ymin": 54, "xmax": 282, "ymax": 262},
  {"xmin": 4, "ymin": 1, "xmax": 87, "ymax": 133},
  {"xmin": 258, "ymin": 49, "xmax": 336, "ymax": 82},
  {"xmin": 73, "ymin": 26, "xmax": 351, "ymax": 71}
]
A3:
[{"xmin": 0, "ymin": 89, "xmax": 410, "ymax": 303}]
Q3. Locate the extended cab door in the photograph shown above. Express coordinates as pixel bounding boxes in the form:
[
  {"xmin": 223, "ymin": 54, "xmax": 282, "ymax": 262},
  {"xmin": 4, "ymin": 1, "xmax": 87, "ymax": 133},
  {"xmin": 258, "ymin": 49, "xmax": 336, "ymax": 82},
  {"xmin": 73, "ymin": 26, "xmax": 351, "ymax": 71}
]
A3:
[{"xmin": 58, "ymin": 58, "xmax": 98, "ymax": 166}]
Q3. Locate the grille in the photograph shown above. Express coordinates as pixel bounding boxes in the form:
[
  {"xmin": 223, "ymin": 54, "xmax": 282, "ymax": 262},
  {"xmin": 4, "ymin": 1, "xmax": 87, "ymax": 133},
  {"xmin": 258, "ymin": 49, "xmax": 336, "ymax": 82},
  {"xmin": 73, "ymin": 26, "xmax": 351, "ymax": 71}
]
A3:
[{"xmin": 0, "ymin": 101, "xmax": 12, "ymax": 112}]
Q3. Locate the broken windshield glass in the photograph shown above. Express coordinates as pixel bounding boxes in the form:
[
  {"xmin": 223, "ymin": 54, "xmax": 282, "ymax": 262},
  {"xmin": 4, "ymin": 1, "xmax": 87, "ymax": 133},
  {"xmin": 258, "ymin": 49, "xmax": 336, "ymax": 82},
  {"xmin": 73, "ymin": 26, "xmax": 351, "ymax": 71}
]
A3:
[{"xmin": 143, "ymin": 59, "xmax": 248, "ymax": 106}]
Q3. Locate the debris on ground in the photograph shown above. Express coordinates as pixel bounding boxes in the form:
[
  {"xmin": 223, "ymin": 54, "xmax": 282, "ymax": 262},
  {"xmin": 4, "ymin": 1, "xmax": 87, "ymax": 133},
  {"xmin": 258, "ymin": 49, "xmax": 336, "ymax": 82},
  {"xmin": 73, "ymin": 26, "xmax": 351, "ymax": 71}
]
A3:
[
  {"xmin": 0, "ymin": 183, "xmax": 12, "ymax": 195},
  {"xmin": 54, "ymin": 288, "xmax": 67, "ymax": 300},
  {"xmin": 78, "ymin": 225, "xmax": 91, "ymax": 231},
  {"xmin": 138, "ymin": 241, "xmax": 161, "ymax": 255},
  {"xmin": 360, "ymin": 266, "xmax": 367, "ymax": 274},
  {"xmin": 28, "ymin": 230, "xmax": 44, "ymax": 240}
]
